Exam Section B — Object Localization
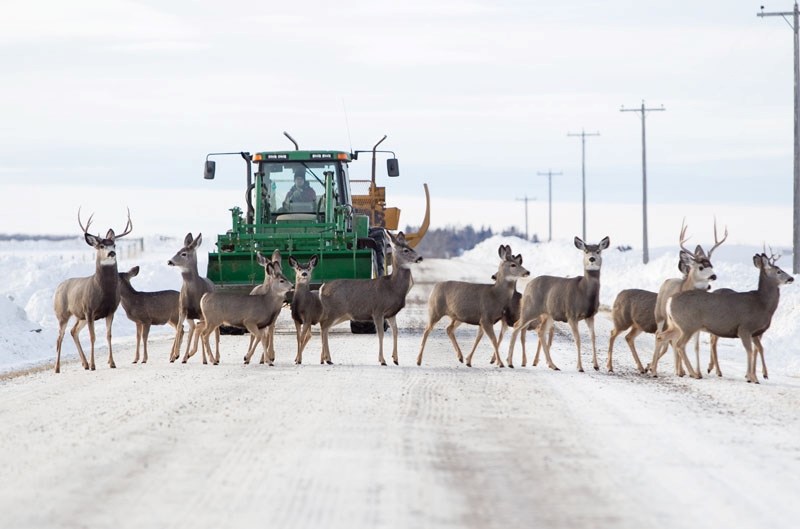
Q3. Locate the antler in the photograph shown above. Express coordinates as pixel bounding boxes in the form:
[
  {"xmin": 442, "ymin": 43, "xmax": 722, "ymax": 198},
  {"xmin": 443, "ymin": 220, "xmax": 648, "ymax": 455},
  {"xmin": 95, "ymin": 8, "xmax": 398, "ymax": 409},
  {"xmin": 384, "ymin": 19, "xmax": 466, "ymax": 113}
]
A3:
[
  {"xmin": 707, "ymin": 218, "xmax": 728, "ymax": 258},
  {"xmin": 762, "ymin": 243, "xmax": 781, "ymax": 265},
  {"xmin": 115, "ymin": 208, "xmax": 134, "ymax": 239},
  {"xmin": 678, "ymin": 219, "xmax": 692, "ymax": 254},
  {"xmin": 77, "ymin": 207, "xmax": 94, "ymax": 236}
]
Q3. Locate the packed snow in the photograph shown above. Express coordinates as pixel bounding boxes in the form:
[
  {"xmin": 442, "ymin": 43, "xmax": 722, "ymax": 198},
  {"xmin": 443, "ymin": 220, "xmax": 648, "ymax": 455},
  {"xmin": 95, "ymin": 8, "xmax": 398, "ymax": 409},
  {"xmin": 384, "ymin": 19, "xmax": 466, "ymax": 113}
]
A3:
[{"xmin": 1, "ymin": 233, "xmax": 799, "ymax": 375}]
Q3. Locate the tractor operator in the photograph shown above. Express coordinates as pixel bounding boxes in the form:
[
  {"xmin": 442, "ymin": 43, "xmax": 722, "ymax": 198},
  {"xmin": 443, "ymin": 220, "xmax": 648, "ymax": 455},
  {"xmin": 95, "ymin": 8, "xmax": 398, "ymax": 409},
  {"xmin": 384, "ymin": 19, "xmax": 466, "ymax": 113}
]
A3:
[{"xmin": 283, "ymin": 168, "xmax": 317, "ymax": 207}]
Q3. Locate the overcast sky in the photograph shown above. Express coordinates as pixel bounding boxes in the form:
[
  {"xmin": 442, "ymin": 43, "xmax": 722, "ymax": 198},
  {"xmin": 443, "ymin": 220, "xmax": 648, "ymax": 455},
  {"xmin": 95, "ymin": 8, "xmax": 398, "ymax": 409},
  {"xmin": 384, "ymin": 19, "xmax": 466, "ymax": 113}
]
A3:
[{"xmin": 1, "ymin": 0, "xmax": 797, "ymax": 239}]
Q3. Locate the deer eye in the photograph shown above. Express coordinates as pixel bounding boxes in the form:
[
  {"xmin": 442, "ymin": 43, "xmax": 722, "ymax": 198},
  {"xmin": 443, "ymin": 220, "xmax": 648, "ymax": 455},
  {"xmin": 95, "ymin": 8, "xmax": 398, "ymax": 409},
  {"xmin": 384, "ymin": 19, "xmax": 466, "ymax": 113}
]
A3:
[
  {"xmin": 699, "ymin": 266, "xmax": 704, "ymax": 271},
  {"xmin": 181, "ymin": 252, "xmax": 187, "ymax": 257},
  {"xmin": 510, "ymin": 264, "xmax": 516, "ymax": 267}
]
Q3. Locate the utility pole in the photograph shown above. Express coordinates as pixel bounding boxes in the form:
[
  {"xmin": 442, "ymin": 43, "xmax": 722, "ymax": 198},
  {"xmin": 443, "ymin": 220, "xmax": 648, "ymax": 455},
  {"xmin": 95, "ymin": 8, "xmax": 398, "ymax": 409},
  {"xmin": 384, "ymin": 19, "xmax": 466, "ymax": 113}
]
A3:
[
  {"xmin": 537, "ymin": 170, "xmax": 562, "ymax": 242},
  {"xmin": 759, "ymin": 3, "xmax": 800, "ymax": 273},
  {"xmin": 567, "ymin": 129, "xmax": 600, "ymax": 241},
  {"xmin": 516, "ymin": 195, "xmax": 534, "ymax": 240},
  {"xmin": 621, "ymin": 100, "xmax": 665, "ymax": 265}
]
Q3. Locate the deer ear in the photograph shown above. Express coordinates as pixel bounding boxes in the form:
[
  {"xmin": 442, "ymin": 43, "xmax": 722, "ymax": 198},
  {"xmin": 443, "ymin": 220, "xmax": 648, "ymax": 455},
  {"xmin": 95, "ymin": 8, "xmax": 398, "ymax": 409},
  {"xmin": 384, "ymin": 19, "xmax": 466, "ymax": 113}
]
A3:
[
  {"xmin": 131, "ymin": 266, "xmax": 140, "ymax": 277},
  {"xmin": 265, "ymin": 262, "xmax": 275, "ymax": 276},
  {"xmin": 694, "ymin": 245, "xmax": 706, "ymax": 258},
  {"xmin": 599, "ymin": 236, "xmax": 610, "ymax": 250},
  {"xmin": 271, "ymin": 249, "xmax": 282, "ymax": 266},
  {"xmin": 491, "ymin": 273, "xmax": 497, "ymax": 280},
  {"xmin": 183, "ymin": 233, "xmax": 193, "ymax": 246},
  {"xmin": 288, "ymin": 255, "xmax": 298, "ymax": 268},
  {"xmin": 257, "ymin": 252, "xmax": 268, "ymax": 267},
  {"xmin": 192, "ymin": 233, "xmax": 203, "ymax": 249},
  {"xmin": 85, "ymin": 233, "xmax": 100, "ymax": 247},
  {"xmin": 310, "ymin": 255, "xmax": 319, "ymax": 267},
  {"xmin": 105, "ymin": 229, "xmax": 116, "ymax": 240},
  {"xmin": 395, "ymin": 231, "xmax": 407, "ymax": 244},
  {"xmin": 514, "ymin": 253, "xmax": 523, "ymax": 265},
  {"xmin": 574, "ymin": 237, "xmax": 585, "ymax": 250}
]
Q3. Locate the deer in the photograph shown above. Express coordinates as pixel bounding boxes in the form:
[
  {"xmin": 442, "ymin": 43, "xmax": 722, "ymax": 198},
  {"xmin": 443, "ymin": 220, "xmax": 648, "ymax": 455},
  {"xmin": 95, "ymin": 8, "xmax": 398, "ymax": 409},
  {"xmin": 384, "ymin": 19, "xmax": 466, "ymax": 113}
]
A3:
[
  {"xmin": 416, "ymin": 245, "xmax": 530, "ymax": 368},
  {"xmin": 288, "ymin": 255, "xmax": 323, "ymax": 365},
  {"xmin": 506, "ymin": 236, "xmax": 610, "ymax": 372},
  {"xmin": 167, "ymin": 233, "xmax": 218, "ymax": 364},
  {"xmin": 647, "ymin": 221, "xmax": 726, "ymax": 378},
  {"xmin": 318, "ymin": 231, "xmax": 422, "ymax": 366},
  {"xmin": 246, "ymin": 250, "xmax": 284, "ymax": 364},
  {"xmin": 53, "ymin": 209, "xmax": 133, "ymax": 373},
  {"xmin": 657, "ymin": 252, "xmax": 793, "ymax": 384},
  {"xmin": 191, "ymin": 261, "xmax": 293, "ymax": 366},
  {"xmin": 118, "ymin": 266, "xmax": 180, "ymax": 364},
  {"xmin": 606, "ymin": 289, "xmax": 657, "ymax": 373}
]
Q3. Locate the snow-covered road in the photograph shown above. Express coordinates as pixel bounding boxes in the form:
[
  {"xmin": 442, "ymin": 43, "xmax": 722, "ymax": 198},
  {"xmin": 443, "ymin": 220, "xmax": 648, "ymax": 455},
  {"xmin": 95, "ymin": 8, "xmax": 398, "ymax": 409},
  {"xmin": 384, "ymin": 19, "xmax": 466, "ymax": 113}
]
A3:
[{"xmin": 1, "ymin": 324, "xmax": 798, "ymax": 529}]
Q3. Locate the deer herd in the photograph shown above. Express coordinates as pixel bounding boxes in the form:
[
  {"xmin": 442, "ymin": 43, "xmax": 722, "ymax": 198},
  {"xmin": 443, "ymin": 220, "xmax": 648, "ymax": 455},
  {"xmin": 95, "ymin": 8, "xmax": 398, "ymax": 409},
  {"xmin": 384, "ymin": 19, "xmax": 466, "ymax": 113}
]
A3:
[{"xmin": 53, "ymin": 210, "xmax": 793, "ymax": 385}]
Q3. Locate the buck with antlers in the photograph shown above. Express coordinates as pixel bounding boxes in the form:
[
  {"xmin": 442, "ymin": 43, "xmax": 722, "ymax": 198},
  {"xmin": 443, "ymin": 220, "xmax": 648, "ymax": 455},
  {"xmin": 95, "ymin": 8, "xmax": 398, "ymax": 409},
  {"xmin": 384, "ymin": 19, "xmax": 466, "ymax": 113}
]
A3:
[
  {"xmin": 53, "ymin": 209, "xmax": 133, "ymax": 373},
  {"xmin": 118, "ymin": 266, "xmax": 180, "ymax": 364},
  {"xmin": 416, "ymin": 245, "xmax": 530, "ymax": 367},
  {"xmin": 507, "ymin": 236, "xmax": 610, "ymax": 372},
  {"xmin": 167, "ymin": 233, "xmax": 218, "ymax": 364},
  {"xmin": 318, "ymin": 231, "xmax": 422, "ymax": 366},
  {"xmin": 647, "ymin": 221, "xmax": 726, "ymax": 378},
  {"xmin": 657, "ymin": 252, "xmax": 793, "ymax": 384}
]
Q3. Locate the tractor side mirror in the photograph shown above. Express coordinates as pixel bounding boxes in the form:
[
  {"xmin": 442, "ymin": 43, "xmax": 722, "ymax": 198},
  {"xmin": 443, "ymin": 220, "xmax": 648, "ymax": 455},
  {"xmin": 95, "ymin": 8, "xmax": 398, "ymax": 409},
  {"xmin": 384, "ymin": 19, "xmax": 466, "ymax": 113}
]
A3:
[
  {"xmin": 204, "ymin": 160, "xmax": 216, "ymax": 180},
  {"xmin": 387, "ymin": 158, "xmax": 400, "ymax": 177}
]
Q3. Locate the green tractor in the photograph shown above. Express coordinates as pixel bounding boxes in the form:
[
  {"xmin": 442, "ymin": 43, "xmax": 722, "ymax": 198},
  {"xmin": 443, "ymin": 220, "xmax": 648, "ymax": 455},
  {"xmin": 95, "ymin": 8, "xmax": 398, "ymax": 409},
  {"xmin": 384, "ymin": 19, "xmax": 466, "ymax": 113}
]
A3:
[{"xmin": 203, "ymin": 133, "xmax": 430, "ymax": 327}]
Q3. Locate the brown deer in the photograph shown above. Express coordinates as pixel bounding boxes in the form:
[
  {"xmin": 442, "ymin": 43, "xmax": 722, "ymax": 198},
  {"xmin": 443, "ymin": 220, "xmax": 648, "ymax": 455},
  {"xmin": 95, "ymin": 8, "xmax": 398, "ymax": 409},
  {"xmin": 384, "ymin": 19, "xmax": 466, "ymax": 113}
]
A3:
[
  {"xmin": 288, "ymin": 255, "xmax": 323, "ymax": 365},
  {"xmin": 416, "ymin": 245, "xmax": 530, "ymax": 367},
  {"xmin": 192, "ymin": 261, "xmax": 293, "ymax": 366},
  {"xmin": 507, "ymin": 236, "xmax": 610, "ymax": 372},
  {"xmin": 657, "ymin": 253, "xmax": 793, "ymax": 383},
  {"xmin": 247, "ymin": 250, "xmax": 283, "ymax": 364},
  {"xmin": 118, "ymin": 266, "xmax": 180, "ymax": 364},
  {"xmin": 167, "ymin": 233, "xmax": 218, "ymax": 364},
  {"xmin": 318, "ymin": 231, "xmax": 422, "ymax": 366},
  {"xmin": 606, "ymin": 289, "xmax": 657, "ymax": 373},
  {"xmin": 53, "ymin": 209, "xmax": 133, "ymax": 373},
  {"xmin": 648, "ymin": 221, "xmax": 726, "ymax": 378}
]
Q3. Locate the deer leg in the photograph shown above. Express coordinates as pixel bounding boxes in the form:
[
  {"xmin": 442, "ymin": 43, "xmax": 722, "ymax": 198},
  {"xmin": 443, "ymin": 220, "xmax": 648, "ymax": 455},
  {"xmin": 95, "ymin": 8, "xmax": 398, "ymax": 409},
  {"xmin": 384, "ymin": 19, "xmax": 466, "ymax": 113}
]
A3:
[
  {"xmin": 268, "ymin": 322, "xmax": 276, "ymax": 364},
  {"xmin": 607, "ymin": 327, "xmax": 621, "ymax": 372},
  {"xmin": 709, "ymin": 335, "xmax": 722, "ymax": 377},
  {"xmin": 297, "ymin": 323, "xmax": 313, "ymax": 364},
  {"xmin": 320, "ymin": 324, "xmax": 333, "ymax": 365},
  {"xmin": 55, "ymin": 317, "xmax": 70, "ymax": 373},
  {"xmin": 87, "ymin": 318, "xmax": 97, "ymax": 371},
  {"xmin": 673, "ymin": 333, "xmax": 700, "ymax": 379},
  {"xmin": 246, "ymin": 333, "xmax": 257, "ymax": 364},
  {"xmin": 624, "ymin": 327, "xmax": 646, "ymax": 374},
  {"xmin": 754, "ymin": 336, "xmax": 768, "ymax": 379},
  {"xmin": 133, "ymin": 323, "xmax": 142, "ymax": 363},
  {"xmin": 520, "ymin": 327, "xmax": 528, "ymax": 367},
  {"xmin": 445, "ymin": 319, "xmax": 466, "ymax": 365},
  {"xmin": 587, "ymin": 316, "xmax": 599, "ymax": 371},
  {"xmin": 185, "ymin": 320, "xmax": 203, "ymax": 363},
  {"xmin": 740, "ymin": 333, "xmax": 758, "ymax": 384},
  {"xmin": 201, "ymin": 325, "xmax": 214, "ymax": 366},
  {"xmin": 649, "ymin": 330, "xmax": 673, "ymax": 377},
  {"xmin": 389, "ymin": 316, "xmax": 400, "ymax": 365},
  {"xmin": 141, "ymin": 324, "xmax": 151, "ymax": 364},
  {"xmin": 694, "ymin": 332, "xmax": 701, "ymax": 378},
  {"xmin": 537, "ymin": 318, "xmax": 559, "ymax": 371},
  {"xmin": 105, "ymin": 314, "xmax": 116, "ymax": 369},
  {"xmin": 181, "ymin": 319, "xmax": 197, "ymax": 363},
  {"xmin": 480, "ymin": 319, "xmax": 504, "ymax": 368},
  {"xmin": 374, "ymin": 314, "xmax": 387, "ymax": 366},
  {"xmin": 70, "ymin": 319, "xmax": 89, "ymax": 370},
  {"xmin": 467, "ymin": 327, "xmax": 485, "ymax": 365},
  {"xmin": 293, "ymin": 320, "xmax": 303, "ymax": 364},
  {"xmin": 171, "ymin": 313, "xmax": 186, "ymax": 362},
  {"xmin": 568, "ymin": 319, "xmax": 584, "ymax": 372},
  {"xmin": 532, "ymin": 326, "xmax": 553, "ymax": 367}
]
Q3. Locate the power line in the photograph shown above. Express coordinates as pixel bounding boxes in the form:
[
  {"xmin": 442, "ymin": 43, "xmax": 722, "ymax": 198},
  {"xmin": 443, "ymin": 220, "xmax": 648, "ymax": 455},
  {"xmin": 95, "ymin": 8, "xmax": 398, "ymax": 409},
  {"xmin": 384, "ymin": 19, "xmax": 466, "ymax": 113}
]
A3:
[
  {"xmin": 759, "ymin": 3, "xmax": 800, "ymax": 273},
  {"xmin": 567, "ymin": 129, "xmax": 600, "ymax": 241},
  {"xmin": 621, "ymin": 100, "xmax": 665, "ymax": 265},
  {"xmin": 537, "ymin": 170, "xmax": 562, "ymax": 242}
]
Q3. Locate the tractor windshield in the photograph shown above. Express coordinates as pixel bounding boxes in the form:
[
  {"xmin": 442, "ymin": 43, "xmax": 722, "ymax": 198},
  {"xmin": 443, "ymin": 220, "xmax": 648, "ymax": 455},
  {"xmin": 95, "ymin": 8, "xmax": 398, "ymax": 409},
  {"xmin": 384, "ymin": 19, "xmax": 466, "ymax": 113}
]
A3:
[{"xmin": 261, "ymin": 162, "xmax": 333, "ymax": 215}]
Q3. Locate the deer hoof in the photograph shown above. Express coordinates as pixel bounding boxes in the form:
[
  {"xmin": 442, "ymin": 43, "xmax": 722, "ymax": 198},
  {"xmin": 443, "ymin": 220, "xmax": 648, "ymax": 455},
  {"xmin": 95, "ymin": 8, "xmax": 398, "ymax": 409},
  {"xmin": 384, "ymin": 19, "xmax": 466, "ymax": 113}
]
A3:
[
  {"xmin": 466, "ymin": 362, "xmax": 472, "ymax": 368},
  {"xmin": 326, "ymin": 360, "xmax": 333, "ymax": 365},
  {"xmin": 593, "ymin": 365, "xmax": 599, "ymax": 371},
  {"xmin": 393, "ymin": 359, "xmax": 398, "ymax": 365},
  {"xmin": 381, "ymin": 361, "xmax": 387, "ymax": 366},
  {"xmin": 508, "ymin": 364, "xmax": 514, "ymax": 369}
]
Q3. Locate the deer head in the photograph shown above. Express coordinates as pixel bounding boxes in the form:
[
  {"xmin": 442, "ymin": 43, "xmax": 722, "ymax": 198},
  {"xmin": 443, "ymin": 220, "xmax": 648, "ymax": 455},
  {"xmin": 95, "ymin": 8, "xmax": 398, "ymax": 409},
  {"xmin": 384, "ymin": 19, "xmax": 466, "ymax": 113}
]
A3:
[{"xmin": 79, "ymin": 208, "xmax": 133, "ymax": 267}]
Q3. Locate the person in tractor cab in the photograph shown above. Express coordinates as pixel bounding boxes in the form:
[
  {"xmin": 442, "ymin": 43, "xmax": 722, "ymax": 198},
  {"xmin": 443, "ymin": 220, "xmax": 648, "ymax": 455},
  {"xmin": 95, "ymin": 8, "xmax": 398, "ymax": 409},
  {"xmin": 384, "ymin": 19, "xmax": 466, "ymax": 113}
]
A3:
[{"xmin": 283, "ymin": 168, "xmax": 317, "ymax": 207}]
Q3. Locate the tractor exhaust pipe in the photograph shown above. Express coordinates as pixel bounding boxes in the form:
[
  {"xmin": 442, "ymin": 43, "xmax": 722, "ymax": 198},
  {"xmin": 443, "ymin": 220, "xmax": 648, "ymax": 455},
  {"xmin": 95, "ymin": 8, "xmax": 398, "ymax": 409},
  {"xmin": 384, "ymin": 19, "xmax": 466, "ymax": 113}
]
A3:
[{"xmin": 283, "ymin": 131, "xmax": 299, "ymax": 151}]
